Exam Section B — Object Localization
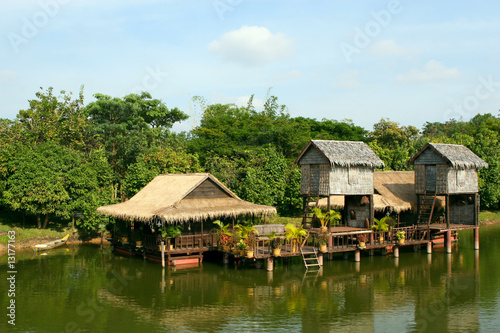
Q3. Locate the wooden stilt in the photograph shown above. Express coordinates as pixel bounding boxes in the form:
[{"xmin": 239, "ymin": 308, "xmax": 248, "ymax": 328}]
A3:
[
  {"xmin": 474, "ymin": 228, "xmax": 480, "ymax": 250},
  {"xmin": 267, "ymin": 257, "xmax": 274, "ymax": 271},
  {"xmin": 354, "ymin": 250, "xmax": 360, "ymax": 262},
  {"xmin": 445, "ymin": 230, "xmax": 452, "ymax": 253},
  {"xmin": 426, "ymin": 242, "xmax": 432, "ymax": 254},
  {"xmin": 394, "ymin": 246, "xmax": 399, "ymax": 258},
  {"xmin": 318, "ymin": 253, "xmax": 324, "ymax": 266},
  {"xmin": 161, "ymin": 241, "xmax": 165, "ymax": 267}
]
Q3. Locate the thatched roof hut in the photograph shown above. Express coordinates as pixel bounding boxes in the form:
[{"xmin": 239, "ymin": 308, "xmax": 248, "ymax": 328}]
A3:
[
  {"xmin": 295, "ymin": 140, "xmax": 385, "ymax": 168},
  {"xmin": 409, "ymin": 143, "xmax": 488, "ymax": 169},
  {"xmin": 315, "ymin": 171, "xmax": 444, "ymax": 214},
  {"xmin": 296, "ymin": 140, "xmax": 384, "ymax": 197},
  {"xmin": 97, "ymin": 173, "xmax": 277, "ymax": 224}
]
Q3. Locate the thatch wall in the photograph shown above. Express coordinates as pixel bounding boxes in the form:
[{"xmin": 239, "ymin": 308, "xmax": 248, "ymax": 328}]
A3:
[{"xmin": 97, "ymin": 173, "xmax": 277, "ymax": 224}]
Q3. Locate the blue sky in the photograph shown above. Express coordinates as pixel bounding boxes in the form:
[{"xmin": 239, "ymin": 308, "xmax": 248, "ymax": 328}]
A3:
[{"xmin": 1, "ymin": 0, "xmax": 500, "ymax": 133}]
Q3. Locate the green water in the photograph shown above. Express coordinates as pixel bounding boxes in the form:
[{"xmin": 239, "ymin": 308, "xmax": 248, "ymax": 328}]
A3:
[{"xmin": 1, "ymin": 225, "xmax": 500, "ymax": 333}]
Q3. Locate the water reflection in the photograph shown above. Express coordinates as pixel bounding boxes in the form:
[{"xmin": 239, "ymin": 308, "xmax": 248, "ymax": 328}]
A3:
[{"xmin": 1, "ymin": 224, "xmax": 499, "ymax": 332}]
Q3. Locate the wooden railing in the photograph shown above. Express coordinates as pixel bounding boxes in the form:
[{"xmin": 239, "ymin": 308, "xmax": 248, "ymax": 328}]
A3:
[{"xmin": 142, "ymin": 233, "xmax": 217, "ymax": 251}]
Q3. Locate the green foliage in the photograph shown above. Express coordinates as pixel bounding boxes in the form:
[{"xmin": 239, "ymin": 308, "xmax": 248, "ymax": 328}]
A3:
[
  {"xmin": 371, "ymin": 218, "xmax": 389, "ymax": 232},
  {"xmin": 162, "ymin": 225, "xmax": 182, "ymax": 239},
  {"xmin": 312, "ymin": 207, "xmax": 341, "ymax": 229},
  {"xmin": 85, "ymin": 92, "xmax": 188, "ymax": 192},
  {"xmin": 284, "ymin": 223, "xmax": 307, "ymax": 243}
]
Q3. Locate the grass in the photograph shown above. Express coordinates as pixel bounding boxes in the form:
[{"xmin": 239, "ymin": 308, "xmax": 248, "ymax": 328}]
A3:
[
  {"xmin": 0, "ymin": 210, "xmax": 73, "ymax": 249},
  {"xmin": 479, "ymin": 209, "xmax": 500, "ymax": 223}
]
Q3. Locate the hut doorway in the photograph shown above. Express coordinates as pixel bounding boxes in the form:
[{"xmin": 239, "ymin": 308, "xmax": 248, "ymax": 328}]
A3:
[{"xmin": 425, "ymin": 165, "xmax": 436, "ymax": 192}]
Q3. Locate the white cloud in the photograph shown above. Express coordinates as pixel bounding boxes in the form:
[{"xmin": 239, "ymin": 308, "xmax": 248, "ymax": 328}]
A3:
[
  {"xmin": 336, "ymin": 70, "xmax": 363, "ymax": 89},
  {"xmin": 366, "ymin": 40, "xmax": 416, "ymax": 57},
  {"xmin": 208, "ymin": 26, "xmax": 293, "ymax": 66},
  {"xmin": 396, "ymin": 60, "xmax": 460, "ymax": 83}
]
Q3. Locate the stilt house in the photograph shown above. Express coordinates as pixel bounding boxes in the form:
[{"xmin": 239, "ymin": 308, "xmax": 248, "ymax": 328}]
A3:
[
  {"xmin": 295, "ymin": 140, "xmax": 385, "ymax": 228},
  {"xmin": 408, "ymin": 143, "xmax": 488, "ymax": 228},
  {"xmin": 97, "ymin": 173, "xmax": 277, "ymax": 265}
]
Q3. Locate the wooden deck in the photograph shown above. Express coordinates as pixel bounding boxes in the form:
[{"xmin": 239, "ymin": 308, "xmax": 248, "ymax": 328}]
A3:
[{"xmin": 421, "ymin": 223, "xmax": 478, "ymax": 232}]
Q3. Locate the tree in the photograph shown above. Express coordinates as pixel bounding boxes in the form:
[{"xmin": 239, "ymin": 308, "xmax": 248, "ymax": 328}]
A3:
[
  {"xmin": 16, "ymin": 87, "xmax": 89, "ymax": 151},
  {"xmin": 85, "ymin": 91, "xmax": 188, "ymax": 198}
]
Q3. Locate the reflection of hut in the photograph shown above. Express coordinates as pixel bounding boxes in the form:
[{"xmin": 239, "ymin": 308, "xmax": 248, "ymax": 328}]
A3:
[
  {"xmin": 295, "ymin": 140, "xmax": 384, "ymax": 228},
  {"xmin": 408, "ymin": 143, "xmax": 488, "ymax": 228},
  {"xmin": 97, "ymin": 173, "xmax": 276, "ymax": 264}
]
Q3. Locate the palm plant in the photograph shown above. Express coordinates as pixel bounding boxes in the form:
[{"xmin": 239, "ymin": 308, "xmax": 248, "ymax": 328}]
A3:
[
  {"xmin": 312, "ymin": 207, "xmax": 341, "ymax": 232},
  {"xmin": 285, "ymin": 223, "xmax": 307, "ymax": 251}
]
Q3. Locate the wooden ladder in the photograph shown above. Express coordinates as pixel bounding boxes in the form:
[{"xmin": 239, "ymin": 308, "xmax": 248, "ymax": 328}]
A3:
[
  {"xmin": 300, "ymin": 246, "xmax": 321, "ymax": 270},
  {"xmin": 302, "ymin": 194, "xmax": 320, "ymax": 226},
  {"xmin": 417, "ymin": 190, "xmax": 438, "ymax": 226}
]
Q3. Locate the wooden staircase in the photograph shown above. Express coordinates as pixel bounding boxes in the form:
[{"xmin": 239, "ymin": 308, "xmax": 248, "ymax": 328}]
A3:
[
  {"xmin": 300, "ymin": 246, "xmax": 321, "ymax": 270},
  {"xmin": 417, "ymin": 191, "xmax": 438, "ymax": 225}
]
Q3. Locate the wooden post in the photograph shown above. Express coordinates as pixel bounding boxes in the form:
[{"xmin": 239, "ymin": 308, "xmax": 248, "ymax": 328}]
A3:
[
  {"xmin": 318, "ymin": 253, "xmax": 323, "ymax": 266},
  {"xmin": 474, "ymin": 227, "xmax": 480, "ymax": 250},
  {"xmin": 354, "ymin": 250, "xmax": 360, "ymax": 262},
  {"xmin": 393, "ymin": 246, "xmax": 399, "ymax": 258},
  {"xmin": 446, "ymin": 195, "xmax": 450, "ymax": 229},
  {"xmin": 161, "ymin": 268, "xmax": 165, "ymax": 293},
  {"xmin": 426, "ymin": 242, "xmax": 432, "ymax": 254},
  {"xmin": 161, "ymin": 241, "xmax": 165, "ymax": 267},
  {"xmin": 267, "ymin": 257, "xmax": 274, "ymax": 271},
  {"xmin": 445, "ymin": 230, "xmax": 452, "ymax": 254}
]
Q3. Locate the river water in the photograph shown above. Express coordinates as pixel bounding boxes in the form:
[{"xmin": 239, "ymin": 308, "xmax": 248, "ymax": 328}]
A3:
[{"xmin": 1, "ymin": 224, "xmax": 499, "ymax": 333}]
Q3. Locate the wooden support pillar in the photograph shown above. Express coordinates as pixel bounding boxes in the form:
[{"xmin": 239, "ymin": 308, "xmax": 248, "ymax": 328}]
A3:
[
  {"xmin": 354, "ymin": 249, "xmax": 361, "ymax": 262},
  {"xmin": 393, "ymin": 246, "xmax": 400, "ymax": 258},
  {"xmin": 161, "ymin": 241, "xmax": 165, "ymax": 267},
  {"xmin": 474, "ymin": 227, "xmax": 480, "ymax": 250},
  {"xmin": 318, "ymin": 253, "xmax": 324, "ymax": 266},
  {"xmin": 445, "ymin": 230, "xmax": 452, "ymax": 253},
  {"xmin": 267, "ymin": 257, "xmax": 274, "ymax": 271},
  {"xmin": 446, "ymin": 195, "xmax": 450, "ymax": 229},
  {"xmin": 426, "ymin": 242, "xmax": 432, "ymax": 254}
]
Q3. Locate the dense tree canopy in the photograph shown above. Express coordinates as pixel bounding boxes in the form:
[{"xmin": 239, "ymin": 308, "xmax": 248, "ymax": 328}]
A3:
[{"xmin": 2, "ymin": 87, "xmax": 500, "ymax": 235}]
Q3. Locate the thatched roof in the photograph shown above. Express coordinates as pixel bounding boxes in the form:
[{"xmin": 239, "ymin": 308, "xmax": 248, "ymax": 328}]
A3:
[
  {"xmin": 97, "ymin": 173, "xmax": 277, "ymax": 224},
  {"xmin": 409, "ymin": 143, "xmax": 488, "ymax": 169},
  {"xmin": 315, "ymin": 171, "xmax": 443, "ymax": 214},
  {"xmin": 295, "ymin": 140, "xmax": 385, "ymax": 168}
]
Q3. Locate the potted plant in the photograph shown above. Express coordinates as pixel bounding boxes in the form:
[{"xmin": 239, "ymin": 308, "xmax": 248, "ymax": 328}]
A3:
[
  {"xmin": 162, "ymin": 225, "xmax": 182, "ymax": 250},
  {"xmin": 212, "ymin": 220, "xmax": 232, "ymax": 250},
  {"xmin": 357, "ymin": 233, "xmax": 368, "ymax": 248},
  {"xmin": 237, "ymin": 239, "xmax": 247, "ymax": 256},
  {"xmin": 396, "ymin": 231, "xmax": 405, "ymax": 244},
  {"xmin": 269, "ymin": 231, "xmax": 283, "ymax": 256},
  {"xmin": 285, "ymin": 223, "xmax": 307, "ymax": 253},
  {"xmin": 318, "ymin": 232, "xmax": 328, "ymax": 253},
  {"xmin": 132, "ymin": 228, "xmax": 143, "ymax": 247},
  {"xmin": 312, "ymin": 207, "xmax": 341, "ymax": 232},
  {"xmin": 371, "ymin": 218, "xmax": 389, "ymax": 243}
]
